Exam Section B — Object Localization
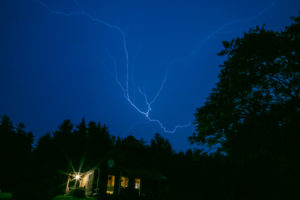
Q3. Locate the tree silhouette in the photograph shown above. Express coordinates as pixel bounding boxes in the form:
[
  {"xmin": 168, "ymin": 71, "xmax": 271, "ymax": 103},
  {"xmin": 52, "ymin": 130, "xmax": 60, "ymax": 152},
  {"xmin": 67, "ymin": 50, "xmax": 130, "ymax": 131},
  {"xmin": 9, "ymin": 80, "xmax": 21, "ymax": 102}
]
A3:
[
  {"xmin": 189, "ymin": 14, "xmax": 300, "ymax": 199},
  {"xmin": 0, "ymin": 115, "xmax": 34, "ymax": 192}
]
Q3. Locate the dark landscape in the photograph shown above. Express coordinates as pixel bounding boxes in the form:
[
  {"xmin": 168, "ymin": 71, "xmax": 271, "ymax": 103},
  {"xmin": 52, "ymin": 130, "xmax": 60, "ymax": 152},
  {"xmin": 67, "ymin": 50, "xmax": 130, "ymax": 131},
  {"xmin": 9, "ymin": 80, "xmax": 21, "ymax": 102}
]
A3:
[{"xmin": 0, "ymin": 0, "xmax": 299, "ymax": 199}]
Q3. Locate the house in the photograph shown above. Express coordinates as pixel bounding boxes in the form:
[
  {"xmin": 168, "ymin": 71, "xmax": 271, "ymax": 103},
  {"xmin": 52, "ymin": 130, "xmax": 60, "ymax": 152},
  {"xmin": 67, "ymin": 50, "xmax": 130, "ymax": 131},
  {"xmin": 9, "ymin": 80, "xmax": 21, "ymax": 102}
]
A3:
[{"xmin": 65, "ymin": 159, "xmax": 166, "ymax": 197}]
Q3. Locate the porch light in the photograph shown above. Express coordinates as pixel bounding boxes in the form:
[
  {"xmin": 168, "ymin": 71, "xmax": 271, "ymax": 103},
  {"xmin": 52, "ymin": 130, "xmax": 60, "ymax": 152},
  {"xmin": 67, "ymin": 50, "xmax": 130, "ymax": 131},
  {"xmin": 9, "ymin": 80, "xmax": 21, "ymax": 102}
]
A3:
[{"xmin": 75, "ymin": 174, "xmax": 80, "ymax": 180}]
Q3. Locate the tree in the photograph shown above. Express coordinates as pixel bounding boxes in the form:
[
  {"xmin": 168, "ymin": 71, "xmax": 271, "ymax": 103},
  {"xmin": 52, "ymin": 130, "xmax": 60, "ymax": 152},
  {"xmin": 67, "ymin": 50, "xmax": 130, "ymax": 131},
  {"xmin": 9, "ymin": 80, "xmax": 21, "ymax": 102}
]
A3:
[
  {"xmin": 0, "ymin": 115, "xmax": 34, "ymax": 192},
  {"xmin": 189, "ymin": 14, "xmax": 300, "ymax": 199},
  {"xmin": 189, "ymin": 15, "xmax": 299, "ymax": 152},
  {"xmin": 86, "ymin": 121, "xmax": 113, "ymax": 159},
  {"xmin": 150, "ymin": 133, "xmax": 173, "ymax": 156}
]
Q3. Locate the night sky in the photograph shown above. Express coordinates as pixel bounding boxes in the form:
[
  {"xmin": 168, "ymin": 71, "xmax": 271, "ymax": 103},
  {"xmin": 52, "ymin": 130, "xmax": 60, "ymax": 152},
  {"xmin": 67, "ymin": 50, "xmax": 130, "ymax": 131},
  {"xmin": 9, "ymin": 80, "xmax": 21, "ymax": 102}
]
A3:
[{"xmin": 0, "ymin": 0, "xmax": 299, "ymax": 151}]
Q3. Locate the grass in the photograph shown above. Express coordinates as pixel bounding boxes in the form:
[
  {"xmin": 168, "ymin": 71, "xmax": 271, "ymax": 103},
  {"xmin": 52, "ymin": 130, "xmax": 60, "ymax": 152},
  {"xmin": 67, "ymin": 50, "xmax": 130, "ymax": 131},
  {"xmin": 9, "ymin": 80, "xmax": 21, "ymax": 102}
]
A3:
[
  {"xmin": 53, "ymin": 195, "xmax": 96, "ymax": 200},
  {"xmin": 0, "ymin": 190, "xmax": 12, "ymax": 200}
]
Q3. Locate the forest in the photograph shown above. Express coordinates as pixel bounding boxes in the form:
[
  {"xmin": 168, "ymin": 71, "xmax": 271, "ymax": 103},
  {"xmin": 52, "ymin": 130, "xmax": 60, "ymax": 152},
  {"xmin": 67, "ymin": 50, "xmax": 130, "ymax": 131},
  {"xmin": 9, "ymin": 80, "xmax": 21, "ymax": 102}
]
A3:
[{"xmin": 0, "ymin": 13, "xmax": 299, "ymax": 200}]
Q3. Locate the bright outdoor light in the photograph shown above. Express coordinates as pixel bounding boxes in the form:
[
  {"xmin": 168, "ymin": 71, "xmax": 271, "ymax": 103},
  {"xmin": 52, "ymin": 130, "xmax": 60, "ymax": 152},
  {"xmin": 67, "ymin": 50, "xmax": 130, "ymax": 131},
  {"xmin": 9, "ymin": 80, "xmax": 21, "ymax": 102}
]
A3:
[{"xmin": 75, "ymin": 174, "xmax": 80, "ymax": 180}]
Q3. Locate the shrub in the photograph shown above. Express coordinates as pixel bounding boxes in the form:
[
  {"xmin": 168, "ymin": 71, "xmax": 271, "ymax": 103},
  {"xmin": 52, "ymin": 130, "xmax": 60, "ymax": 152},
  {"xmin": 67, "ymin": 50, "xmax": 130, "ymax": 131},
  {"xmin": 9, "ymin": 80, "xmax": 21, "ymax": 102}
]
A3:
[
  {"xmin": 13, "ymin": 183, "xmax": 52, "ymax": 200},
  {"xmin": 71, "ymin": 188, "xmax": 86, "ymax": 198}
]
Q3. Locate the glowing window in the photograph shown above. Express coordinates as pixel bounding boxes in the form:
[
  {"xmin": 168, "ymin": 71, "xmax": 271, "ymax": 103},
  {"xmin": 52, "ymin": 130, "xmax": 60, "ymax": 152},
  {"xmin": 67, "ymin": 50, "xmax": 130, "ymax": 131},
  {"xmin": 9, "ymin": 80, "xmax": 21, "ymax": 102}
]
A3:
[
  {"xmin": 134, "ymin": 178, "xmax": 141, "ymax": 190},
  {"xmin": 106, "ymin": 175, "xmax": 115, "ymax": 194},
  {"xmin": 120, "ymin": 177, "xmax": 129, "ymax": 188}
]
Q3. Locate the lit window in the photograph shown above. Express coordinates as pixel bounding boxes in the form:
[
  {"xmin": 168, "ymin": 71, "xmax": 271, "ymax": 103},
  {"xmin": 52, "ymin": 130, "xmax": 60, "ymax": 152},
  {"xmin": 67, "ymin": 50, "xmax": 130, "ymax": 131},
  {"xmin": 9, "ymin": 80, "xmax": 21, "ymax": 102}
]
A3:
[
  {"xmin": 120, "ymin": 177, "xmax": 129, "ymax": 188},
  {"xmin": 106, "ymin": 175, "xmax": 115, "ymax": 194},
  {"xmin": 134, "ymin": 178, "xmax": 141, "ymax": 190}
]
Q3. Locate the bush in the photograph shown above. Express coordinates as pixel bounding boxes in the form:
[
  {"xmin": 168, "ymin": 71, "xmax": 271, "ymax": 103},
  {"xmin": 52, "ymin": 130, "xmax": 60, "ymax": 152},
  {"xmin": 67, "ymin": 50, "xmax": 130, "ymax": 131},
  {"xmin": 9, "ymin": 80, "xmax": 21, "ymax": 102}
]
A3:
[
  {"xmin": 13, "ymin": 183, "xmax": 52, "ymax": 200},
  {"xmin": 0, "ymin": 189, "xmax": 12, "ymax": 200},
  {"xmin": 116, "ymin": 187, "xmax": 140, "ymax": 200},
  {"xmin": 71, "ymin": 188, "xmax": 86, "ymax": 198}
]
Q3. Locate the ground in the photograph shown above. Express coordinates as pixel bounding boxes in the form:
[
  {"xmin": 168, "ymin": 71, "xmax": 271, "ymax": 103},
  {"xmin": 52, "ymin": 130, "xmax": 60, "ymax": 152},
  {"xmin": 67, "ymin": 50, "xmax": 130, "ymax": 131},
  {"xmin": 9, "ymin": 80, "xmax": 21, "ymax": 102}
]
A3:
[
  {"xmin": 0, "ymin": 190, "xmax": 12, "ymax": 200},
  {"xmin": 53, "ymin": 195, "xmax": 96, "ymax": 200}
]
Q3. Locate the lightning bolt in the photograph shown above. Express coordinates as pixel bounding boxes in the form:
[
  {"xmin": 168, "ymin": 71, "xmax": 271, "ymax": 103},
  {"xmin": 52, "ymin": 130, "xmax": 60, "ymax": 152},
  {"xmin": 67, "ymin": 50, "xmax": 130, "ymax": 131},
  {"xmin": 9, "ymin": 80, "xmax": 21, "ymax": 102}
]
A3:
[
  {"xmin": 36, "ymin": 0, "xmax": 277, "ymax": 134},
  {"xmin": 37, "ymin": 0, "xmax": 191, "ymax": 133}
]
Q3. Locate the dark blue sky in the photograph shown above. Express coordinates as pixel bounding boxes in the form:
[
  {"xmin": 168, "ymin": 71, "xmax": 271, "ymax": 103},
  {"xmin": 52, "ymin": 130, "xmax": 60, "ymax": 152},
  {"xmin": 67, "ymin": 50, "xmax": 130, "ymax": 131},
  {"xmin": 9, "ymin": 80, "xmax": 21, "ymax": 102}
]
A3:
[{"xmin": 0, "ymin": 0, "xmax": 299, "ymax": 151}]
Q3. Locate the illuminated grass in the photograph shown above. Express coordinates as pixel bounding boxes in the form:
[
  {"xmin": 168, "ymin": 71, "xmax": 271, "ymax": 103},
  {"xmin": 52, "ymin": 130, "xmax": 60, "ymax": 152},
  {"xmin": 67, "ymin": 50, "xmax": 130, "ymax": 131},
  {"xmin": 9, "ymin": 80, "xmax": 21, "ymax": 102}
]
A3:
[
  {"xmin": 0, "ymin": 189, "xmax": 12, "ymax": 199},
  {"xmin": 53, "ymin": 195, "xmax": 96, "ymax": 200}
]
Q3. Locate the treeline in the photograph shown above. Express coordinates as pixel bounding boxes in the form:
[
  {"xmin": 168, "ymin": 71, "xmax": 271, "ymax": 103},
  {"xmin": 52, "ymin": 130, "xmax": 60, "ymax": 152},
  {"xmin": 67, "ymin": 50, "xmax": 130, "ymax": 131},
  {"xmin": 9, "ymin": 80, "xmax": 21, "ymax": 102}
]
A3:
[
  {"xmin": 0, "ymin": 116, "xmax": 34, "ymax": 193},
  {"xmin": 0, "ymin": 116, "xmax": 229, "ymax": 200}
]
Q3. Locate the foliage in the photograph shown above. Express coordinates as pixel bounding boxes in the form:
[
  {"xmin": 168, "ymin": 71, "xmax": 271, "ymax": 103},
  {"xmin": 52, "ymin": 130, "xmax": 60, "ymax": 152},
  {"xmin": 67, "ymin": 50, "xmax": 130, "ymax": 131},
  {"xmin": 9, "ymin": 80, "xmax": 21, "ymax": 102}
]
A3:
[
  {"xmin": 1, "ymin": 114, "xmax": 227, "ymax": 199},
  {"xmin": 190, "ymin": 14, "xmax": 299, "ymax": 152},
  {"xmin": 71, "ymin": 188, "xmax": 86, "ymax": 198},
  {"xmin": 0, "ymin": 115, "xmax": 34, "ymax": 192},
  {"xmin": 13, "ymin": 183, "xmax": 52, "ymax": 200},
  {"xmin": 0, "ymin": 189, "xmax": 12, "ymax": 200},
  {"xmin": 189, "ymin": 13, "xmax": 300, "ymax": 199}
]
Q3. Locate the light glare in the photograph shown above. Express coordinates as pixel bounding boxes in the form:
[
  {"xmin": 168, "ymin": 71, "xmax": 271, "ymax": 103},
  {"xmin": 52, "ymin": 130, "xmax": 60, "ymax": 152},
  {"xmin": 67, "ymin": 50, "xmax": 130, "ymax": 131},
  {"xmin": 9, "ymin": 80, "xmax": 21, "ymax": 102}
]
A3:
[{"xmin": 75, "ymin": 174, "xmax": 80, "ymax": 180}]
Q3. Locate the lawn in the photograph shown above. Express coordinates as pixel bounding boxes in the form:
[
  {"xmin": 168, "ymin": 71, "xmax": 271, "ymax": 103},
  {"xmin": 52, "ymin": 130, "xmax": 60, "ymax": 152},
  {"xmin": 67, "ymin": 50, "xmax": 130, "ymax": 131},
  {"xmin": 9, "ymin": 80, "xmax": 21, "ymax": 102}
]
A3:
[
  {"xmin": 0, "ymin": 189, "xmax": 12, "ymax": 200},
  {"xmin": 53, "ymin": 195, "xmax": 96, "ymax": 200}
]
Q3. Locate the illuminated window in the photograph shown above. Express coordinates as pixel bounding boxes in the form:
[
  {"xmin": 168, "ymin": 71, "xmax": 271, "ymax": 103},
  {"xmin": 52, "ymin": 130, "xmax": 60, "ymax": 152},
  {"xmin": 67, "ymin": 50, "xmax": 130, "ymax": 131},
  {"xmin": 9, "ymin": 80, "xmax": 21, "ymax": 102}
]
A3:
[
  {"xmin": 134, "ymin": 178, "xmax": 141, "ymax": 190},
  {"xmin": 106, "ymin": 175, "xmax": 115, "ymax": 194},
  {"xmin": 120, "ymin": 177, "xmax": 129, "ymax": 188}
]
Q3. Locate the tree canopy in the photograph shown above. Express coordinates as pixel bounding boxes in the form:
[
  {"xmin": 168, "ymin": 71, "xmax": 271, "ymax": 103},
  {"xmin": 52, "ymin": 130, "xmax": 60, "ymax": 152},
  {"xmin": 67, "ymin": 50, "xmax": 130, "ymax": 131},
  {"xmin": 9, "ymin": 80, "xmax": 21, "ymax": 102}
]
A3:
[
  {"xmin": 189, "ymin": 13, "xmax": 300, "ymax": 199},
  {"xmin": 189, "ymin": 14, "xmax": 300, "ymax": 154}
]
